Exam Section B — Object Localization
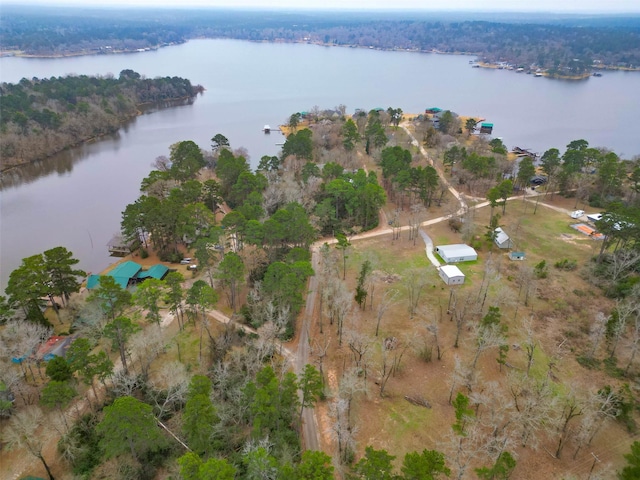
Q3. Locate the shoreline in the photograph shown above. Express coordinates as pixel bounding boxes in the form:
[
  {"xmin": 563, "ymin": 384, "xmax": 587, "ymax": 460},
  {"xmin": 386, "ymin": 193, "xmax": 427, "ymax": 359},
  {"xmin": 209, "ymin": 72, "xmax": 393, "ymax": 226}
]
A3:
[
  {"xmin": 0, "ymin": 95, "xmax": 198, "ymax": 174},
  {"xmin": 3, "ymin": 39, "xmax": 638, "ymax": 76}
]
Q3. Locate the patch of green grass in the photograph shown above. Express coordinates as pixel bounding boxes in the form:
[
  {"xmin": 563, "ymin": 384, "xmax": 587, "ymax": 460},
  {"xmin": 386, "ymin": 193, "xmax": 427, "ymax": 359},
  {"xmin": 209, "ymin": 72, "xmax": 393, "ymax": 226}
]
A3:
[{"xmin": 385, "ymin": 396, "xmax": 435, "ymax": 446}]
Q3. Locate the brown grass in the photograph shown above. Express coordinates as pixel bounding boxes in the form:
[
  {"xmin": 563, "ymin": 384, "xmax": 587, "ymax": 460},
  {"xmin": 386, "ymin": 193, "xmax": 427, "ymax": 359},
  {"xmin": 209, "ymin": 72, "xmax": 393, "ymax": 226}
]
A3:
[{"xmin": 307, "ymin": 194, "xmax": 632, "ymax": 478}]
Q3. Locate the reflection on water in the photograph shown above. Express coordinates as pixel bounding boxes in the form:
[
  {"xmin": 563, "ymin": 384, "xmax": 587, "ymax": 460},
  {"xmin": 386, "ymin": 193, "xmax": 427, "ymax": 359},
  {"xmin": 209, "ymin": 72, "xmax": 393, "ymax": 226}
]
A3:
[
  {"xmin": 0, "ymin": 97, "xmax": 195, "ymax": 191},
  {"xmin": 0, "ymin": 131, "xmax": 121, "ymax": 190}
]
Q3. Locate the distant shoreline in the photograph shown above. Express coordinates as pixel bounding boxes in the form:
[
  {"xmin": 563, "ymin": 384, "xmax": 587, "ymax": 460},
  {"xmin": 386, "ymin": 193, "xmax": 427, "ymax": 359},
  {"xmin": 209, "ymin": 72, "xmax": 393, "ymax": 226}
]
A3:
[{"xmin": 3, "ymin": 39, "xmax": 638, "ymax": 79}]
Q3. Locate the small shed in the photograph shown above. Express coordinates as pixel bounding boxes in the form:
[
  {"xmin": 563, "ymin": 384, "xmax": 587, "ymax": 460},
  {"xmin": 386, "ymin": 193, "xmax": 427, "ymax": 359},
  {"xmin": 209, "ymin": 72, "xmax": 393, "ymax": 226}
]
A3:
[
  {"xmin": 494, "ymin": 227, "xmax": 513, "ymax": 249},
  {"xmin": 439, "ymin": 265, "xmax": 465, "ymax": 285},
  {"xmin": 36, "ymin": 335, "xmax": 75, "ymax": 361},
  {"xmin": 435, "ymin": 244, "xmax": 478, "ymax": 263},
  {"xmin": 587, "ymin": 213, "xmax": 603, "ymax": 223},
  {"xmin": 480, "ymin": 122, "xmax": 494, "ymax": 134},
  {"xmin": 509, "ymin": 252, "xmax": 526, "ymax": 261}
]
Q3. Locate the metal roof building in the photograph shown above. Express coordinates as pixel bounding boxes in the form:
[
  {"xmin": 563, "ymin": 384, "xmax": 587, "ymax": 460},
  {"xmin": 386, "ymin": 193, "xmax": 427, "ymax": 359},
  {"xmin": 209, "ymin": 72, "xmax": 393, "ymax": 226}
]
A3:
[
  {"xmin": 137, "ymin": 264, "xmax": 169, "ymax": 280},
  {"xmin": 494, "ymin": 227, "xmax": 513, "ymax": 249},
  {"xmin": 438, "ymin": 265, "xmax": 465, "ymax": 285},
  {"xmin": 435, "ymin": 244, "xmax": 478, "ymax": 263}
]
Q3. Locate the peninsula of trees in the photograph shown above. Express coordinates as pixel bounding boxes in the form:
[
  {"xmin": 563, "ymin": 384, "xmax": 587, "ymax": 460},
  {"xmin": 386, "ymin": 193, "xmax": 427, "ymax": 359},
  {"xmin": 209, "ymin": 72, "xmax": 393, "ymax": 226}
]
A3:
[
  {"xmin": 2, "ymin": 6, "xmax": 639, "ymax": 75},
  {"xmin": 0, "ymin": 70, "xmax": 203, "ymax": 170}
]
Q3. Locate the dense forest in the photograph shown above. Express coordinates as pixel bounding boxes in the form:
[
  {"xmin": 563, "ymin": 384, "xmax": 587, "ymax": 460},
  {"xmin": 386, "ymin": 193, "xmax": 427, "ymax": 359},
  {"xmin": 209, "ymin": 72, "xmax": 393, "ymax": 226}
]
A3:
[
  {"xmin": 2, "ymin": 6, "xmax": 640, "ymax": 74},
  {"xmin": 0, "ymin": 70, "xmax": 203, "ymax": 170}
]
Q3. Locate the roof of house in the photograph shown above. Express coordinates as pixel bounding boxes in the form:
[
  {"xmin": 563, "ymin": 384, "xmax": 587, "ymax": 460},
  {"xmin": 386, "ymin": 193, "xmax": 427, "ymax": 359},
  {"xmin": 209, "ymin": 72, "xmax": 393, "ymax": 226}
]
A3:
[
  {"xmin": 481, "ymin": 122, "xmax": 494, "ymax": 127},
  {"xmin": 36, "ymin": 335, "xmax": 75, "ymax": 360},
  {"xmin": 436, "ymin": 244, "xmax": 478, "ymax": 258},
  {"xmin": 109, "ymin": 261, "xmax": 142, "ymax": 278},
  {"xmin": 86, "ymin": 274, "xmax": 102, "ymax": 290},
  {"xmin": 495, "ymin": 227, "xmax": 510, "ymax": 245},
  {"xmin": 440, "ymin": 265, "xmax": 465, "ymax": 277},
  {"xmin": 138, "ymin": 264, "xmax": 170, "ymax": 280},
  {"xmin": 87, "ymin": 261, "xmax": 142, "ymax": 289}
]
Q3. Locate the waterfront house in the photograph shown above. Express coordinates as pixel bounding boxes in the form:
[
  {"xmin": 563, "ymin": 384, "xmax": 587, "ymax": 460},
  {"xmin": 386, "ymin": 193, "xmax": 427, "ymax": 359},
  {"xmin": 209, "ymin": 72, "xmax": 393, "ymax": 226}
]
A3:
[{"xmin": 480, "ymin": 122, "xmax": 494, "ymax": 134}]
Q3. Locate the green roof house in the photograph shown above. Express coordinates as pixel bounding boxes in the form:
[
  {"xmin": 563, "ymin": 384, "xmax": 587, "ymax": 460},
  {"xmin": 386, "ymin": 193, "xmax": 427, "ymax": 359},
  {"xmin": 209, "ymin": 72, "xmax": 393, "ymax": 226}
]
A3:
[
  {"xmin": 87, "ymin": 261, "xmax": 142, "ymax": 289},
  {"xmin": 137, "ymin": 264, "xmax": 170, "ymax": 281}
]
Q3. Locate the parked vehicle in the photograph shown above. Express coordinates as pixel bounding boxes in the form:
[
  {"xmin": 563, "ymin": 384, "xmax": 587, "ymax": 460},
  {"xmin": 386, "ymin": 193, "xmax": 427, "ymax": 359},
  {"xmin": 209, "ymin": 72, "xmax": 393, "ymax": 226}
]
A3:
[
  {"xmin": 180, "ymin": 258, "xmax": 192, "ymax": 265},
  {"xmin": 570, "ymin": 210, "xmax": 585, "ymax": 219}
]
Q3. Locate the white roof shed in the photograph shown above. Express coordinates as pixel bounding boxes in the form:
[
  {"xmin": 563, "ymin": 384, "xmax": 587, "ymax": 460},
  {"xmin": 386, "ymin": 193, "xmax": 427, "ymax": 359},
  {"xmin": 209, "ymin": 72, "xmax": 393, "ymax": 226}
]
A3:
[
  {"xmin": 439, "ymin": 265, "xmax": 465, "ymax": 285},
  {"xmin": 494, "ymin": 227, "xmax": 513, "ymax": 249},
  {"xmin": 435, "ymin": 244, "xmax": 478, "ymax": 263}
]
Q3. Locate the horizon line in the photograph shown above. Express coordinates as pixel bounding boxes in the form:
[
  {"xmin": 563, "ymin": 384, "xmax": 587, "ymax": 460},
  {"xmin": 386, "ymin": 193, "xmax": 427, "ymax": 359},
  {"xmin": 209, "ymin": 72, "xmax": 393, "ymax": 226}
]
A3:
[{"xmin": 4, "ymin": 3, "xmax": 640, "ymax": 15}]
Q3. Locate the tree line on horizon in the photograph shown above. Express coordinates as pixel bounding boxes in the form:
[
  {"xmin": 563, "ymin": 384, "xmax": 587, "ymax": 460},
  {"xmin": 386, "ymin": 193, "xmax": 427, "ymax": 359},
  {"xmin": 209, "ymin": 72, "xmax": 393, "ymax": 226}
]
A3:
[{"xmin": 2, "ymin": 6, "xmax": 639, "ymax": 72}]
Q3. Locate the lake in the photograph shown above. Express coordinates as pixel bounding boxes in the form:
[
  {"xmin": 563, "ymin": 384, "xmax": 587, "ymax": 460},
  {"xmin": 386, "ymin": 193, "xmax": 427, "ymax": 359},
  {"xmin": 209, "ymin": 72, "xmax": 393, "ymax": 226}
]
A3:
[{"xmin": 1, "ymin": 39, "xmax": 639, "ymax": 291}]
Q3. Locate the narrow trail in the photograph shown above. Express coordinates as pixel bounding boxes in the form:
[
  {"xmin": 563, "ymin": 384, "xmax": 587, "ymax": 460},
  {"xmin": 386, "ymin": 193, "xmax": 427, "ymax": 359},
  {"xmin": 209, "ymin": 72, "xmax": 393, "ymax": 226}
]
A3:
[{"xmin": 419, "ymin": 229, "xmax": 441, "ymax": 267}]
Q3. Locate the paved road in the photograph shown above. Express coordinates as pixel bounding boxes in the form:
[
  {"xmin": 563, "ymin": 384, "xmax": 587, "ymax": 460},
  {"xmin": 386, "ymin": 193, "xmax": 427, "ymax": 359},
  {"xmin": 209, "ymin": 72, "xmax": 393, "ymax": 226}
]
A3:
[{"xmin": 419, "ymin": 229, "xmax": 441, "ymax": 267}]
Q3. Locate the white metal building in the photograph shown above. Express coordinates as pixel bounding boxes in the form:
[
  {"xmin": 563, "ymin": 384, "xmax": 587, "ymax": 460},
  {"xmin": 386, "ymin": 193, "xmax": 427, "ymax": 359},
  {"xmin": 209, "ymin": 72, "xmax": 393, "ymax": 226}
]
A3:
[
  {"xmin": 439, "ymin": 265, "xmax": 465, "ymax": 285},
  {"xmin": 494, "ymin": 227, "xmax": 513, "ymax": 249},
  {"xmin": 435, "ymin": 244, "xmax": 478, "ymax": 263}
]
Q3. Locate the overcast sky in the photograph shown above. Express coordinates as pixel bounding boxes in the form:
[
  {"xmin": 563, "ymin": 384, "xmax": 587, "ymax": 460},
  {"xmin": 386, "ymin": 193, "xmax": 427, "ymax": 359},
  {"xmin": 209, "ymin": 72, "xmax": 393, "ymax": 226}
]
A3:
[{"xmin": 13, "ymin": 0, "xmax": 640, "ymax": 13}]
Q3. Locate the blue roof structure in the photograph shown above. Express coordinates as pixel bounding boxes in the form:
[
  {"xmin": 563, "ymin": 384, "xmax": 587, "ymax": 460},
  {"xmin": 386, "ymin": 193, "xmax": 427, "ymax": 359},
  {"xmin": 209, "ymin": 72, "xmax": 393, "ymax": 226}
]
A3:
[
  {"xmin": 138, "ymin": 264, "xmax": 169, "ymax": 280},
  {"xmin": 87, "ymin": 261, "xmax": 142, "ymax": 289},
  {"xmin": 87, "ymin": 261, "xmax": 171, "ymax": 289}
]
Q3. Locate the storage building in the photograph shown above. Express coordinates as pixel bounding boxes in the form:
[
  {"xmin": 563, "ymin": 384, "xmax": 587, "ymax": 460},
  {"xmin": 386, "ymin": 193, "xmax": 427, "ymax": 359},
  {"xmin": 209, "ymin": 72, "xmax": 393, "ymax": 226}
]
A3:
[
  {"xmin": 438, "ymin": 265, "xmax": 466, "ymax": 285},
  {"xmin": 435, "ymin": 244, "xmax": 478, "ymax": 263},
  {"xmin": 494, "ymin": 227, "xmax": 513, "ymax": 249}
]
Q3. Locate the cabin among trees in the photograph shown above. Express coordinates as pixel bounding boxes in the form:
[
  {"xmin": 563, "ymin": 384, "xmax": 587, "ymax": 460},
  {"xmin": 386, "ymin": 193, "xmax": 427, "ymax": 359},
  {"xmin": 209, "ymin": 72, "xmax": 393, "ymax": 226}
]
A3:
[{"xmin": 86, "ymin": 260, "xmax": 169, "ymax": 290}]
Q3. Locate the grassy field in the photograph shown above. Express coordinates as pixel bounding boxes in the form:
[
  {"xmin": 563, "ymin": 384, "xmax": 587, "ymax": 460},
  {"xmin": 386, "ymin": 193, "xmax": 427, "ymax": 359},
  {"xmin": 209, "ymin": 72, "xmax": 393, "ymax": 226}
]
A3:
[{"xmin": 308, "ymin": 192, "xmax": 631, "ymax": 478}]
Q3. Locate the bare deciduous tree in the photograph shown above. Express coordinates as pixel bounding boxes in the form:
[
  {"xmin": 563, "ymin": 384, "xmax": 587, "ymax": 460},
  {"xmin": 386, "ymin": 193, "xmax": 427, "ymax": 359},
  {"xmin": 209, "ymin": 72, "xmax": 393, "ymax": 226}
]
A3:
[
  {"xmin": 425, "ymin": 318, "xmax": 444, "ymax": 361},
  {"xmin": 0, "ymin": 319, "xmax": 52, "ymax": 383},
  {"xmin": 346, "ymin": 328, "xmax": 372, "ymax": 371},
  {"xmin": 404, "ymin": 268, "xmax": 427, "ymax": 319},
  {"xmin": 443, "ymin": 424, "xmax": 485, "ymax": 480},
  {"xmin": 608, "ymin": 298, "xmax": 635, "ymax": 359},
  {"xmin": 338, "ymin": 367, "xmax": 368, "ymax": 429},
  {"xmin": 507, "ymin": 371, "xmax": 555, "ymax": 449},
  {"xmin": 329, "ymin": 398, "xmax": 357, "ymax": 464},
  {"xmin": 522, "ymin": 316, "xmax": 537, "ymax": 376},
  {"xmin": 378, "ymin": 336, "xmax": 411, "ymax": 397},
  {"xmin": 130, "ymin": 326, "xmax": 165, "ymax": 378},
  {"xmin": 375, "ymin": 288, "xmax": 398, "ymax": 337},
  {"xmin": 587, "ymin": 312, "xmax": 608, "ymax": 360},
  {"xmin": 3, "ymin": 406, "xmax": 55, "ymax": 480},
  {"xmin": 148, "ymin": 361, "xmax": 189, "ymax": 419},
  {"xmin": 553, "ymin": 389, "xmax": 584, "ymax": 459}
]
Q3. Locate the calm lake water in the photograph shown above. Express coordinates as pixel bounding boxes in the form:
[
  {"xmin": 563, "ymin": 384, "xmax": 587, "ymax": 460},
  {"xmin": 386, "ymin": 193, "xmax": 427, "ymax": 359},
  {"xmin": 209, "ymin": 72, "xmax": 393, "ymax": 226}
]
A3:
[{"xmin": 1, "ymin": 39, "xmax": 639, "ymax": 291}]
